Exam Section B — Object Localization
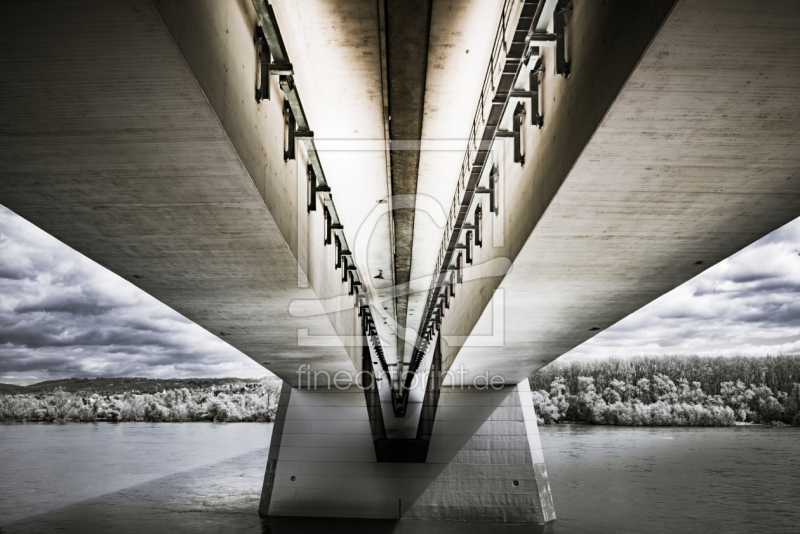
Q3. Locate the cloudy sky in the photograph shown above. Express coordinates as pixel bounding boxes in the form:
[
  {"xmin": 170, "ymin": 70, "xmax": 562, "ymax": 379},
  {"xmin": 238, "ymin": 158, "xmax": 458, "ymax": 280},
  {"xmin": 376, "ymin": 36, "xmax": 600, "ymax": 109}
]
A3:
[
  {"xmin": 0, "ymin": 205, "xmax": 271, "ymax": 385},
  {"xmin": 1, "ymin": 203, "xmax": 799, "ymax": 384},
  {"xmin": 563, "ymin": 216, "xmax": 800, "ymax": 360}
]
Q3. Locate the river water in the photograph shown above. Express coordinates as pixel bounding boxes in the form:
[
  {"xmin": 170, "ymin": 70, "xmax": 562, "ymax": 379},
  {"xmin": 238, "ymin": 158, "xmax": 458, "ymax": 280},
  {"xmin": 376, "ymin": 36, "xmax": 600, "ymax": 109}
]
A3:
[{"xmin": 0, "ymin": 423, "xmax": 798, "ymax": 533}]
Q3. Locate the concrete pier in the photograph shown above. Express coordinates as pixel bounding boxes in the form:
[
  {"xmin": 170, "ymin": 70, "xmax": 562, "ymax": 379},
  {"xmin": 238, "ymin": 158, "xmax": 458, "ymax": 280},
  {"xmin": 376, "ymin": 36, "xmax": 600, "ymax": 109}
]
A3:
[{"xmin": 260, "ymin": 380, "xmax": 554, "ymax": 522}]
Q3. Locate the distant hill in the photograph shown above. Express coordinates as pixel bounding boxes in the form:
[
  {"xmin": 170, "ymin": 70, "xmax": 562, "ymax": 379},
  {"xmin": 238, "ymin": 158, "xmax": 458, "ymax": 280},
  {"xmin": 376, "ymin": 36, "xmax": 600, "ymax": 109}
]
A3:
[
  {"xmin": 0, "ymin": 383, "xmax": 27, "ymax": 394},
  {"xmin": 0, "ymin": 377, "xmax": 270, "ymax": 395}
]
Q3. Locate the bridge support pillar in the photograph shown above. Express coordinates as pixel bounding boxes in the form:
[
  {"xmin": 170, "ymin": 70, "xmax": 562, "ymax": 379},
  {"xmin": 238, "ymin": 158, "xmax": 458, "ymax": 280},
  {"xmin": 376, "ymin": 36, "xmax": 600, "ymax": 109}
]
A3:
[{"xmin": 259, "ymin": 380, "xmax": 555, "ymax": 523}]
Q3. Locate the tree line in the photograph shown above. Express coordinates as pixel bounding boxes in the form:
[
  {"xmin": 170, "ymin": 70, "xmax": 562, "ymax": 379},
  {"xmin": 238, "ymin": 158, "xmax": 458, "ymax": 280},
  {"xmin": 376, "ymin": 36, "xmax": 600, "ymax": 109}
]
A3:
[
  {"xmin": 0, "ymin": 378, "xmax": 282, "ymax": 423},
  {"xmin": 3, "ymin": 356, "xmax": 799, "ymax": 426},
  {"xmin": 529, "ymin": 355, "xmax": 800, "ymax": 426}
]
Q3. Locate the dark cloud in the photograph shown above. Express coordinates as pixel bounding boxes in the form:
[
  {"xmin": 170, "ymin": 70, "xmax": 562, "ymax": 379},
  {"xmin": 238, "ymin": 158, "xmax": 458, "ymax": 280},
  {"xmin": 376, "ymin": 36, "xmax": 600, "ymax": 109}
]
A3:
[
  {"xmin": 729, "ymin": 273, "xmax": 778, "ymax": 284},
  {"xmin": 14, "ymin": 299, "xmax": 115, "ymax": 316},
  {"xmin": 0, "ymin": 267, "xmax": 31, "ymax": 281},
  {"xmin": 0, "ymin": 205, "xmax": 270, "ymax": 385}
]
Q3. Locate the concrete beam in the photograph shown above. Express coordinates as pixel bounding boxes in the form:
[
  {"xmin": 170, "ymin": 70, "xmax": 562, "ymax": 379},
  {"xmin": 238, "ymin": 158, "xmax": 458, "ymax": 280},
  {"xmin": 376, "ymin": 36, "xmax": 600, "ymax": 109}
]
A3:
[
  {"xmin": 384, "ymin": 0, "xmax": 434, "ymax": 382},
  {"xmin": 435, "ymin": 0, "xmax": 800, "ymax": 382},
  {"xmin": 258, "ymin": 0, "xmax": 401, "ymax": 368},
  {"xmin": 404, "ymin": 0, "xmax": 506, "ymax": 370},
  {"xmin": 0, "ymin": 0, "xmax": 372, "ymax": 384}
]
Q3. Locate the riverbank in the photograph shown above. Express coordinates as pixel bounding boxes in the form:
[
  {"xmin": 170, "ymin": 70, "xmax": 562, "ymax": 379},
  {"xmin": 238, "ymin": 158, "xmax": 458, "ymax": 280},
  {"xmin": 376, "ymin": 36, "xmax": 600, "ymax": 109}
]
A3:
[
  {"xmin": 529, "ymin": 355, "xmax": 800, "ymax": 426},
  {"xmin": 3, "ymin": 355, "xmax": 799, "ymax": 426},
  {"xmin": 0, "ymin": 378, "xmax": 281, "ymax": 423}
]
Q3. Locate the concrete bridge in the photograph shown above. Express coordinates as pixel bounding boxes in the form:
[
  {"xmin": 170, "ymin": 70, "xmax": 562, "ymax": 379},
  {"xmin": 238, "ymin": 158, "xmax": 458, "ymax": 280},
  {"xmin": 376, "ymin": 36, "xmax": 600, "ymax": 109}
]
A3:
[{"xmin": 2, "ymin": 0, "xmax": 799, "ymax": 523}]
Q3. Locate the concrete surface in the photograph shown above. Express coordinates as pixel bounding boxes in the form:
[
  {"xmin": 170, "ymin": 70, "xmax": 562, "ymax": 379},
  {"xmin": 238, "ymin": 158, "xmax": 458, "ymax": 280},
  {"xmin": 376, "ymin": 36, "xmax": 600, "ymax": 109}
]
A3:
[
  {"xmin": 437, "ymin": 0, "xmax": 800, "ymax": 383},
  {"xmin": 259, "ymin": 0, "xmax": 401, "ymax": 364},
  {"xmin": 402, "ymin": 0, "xmax": 506, "ymax": 367},
  {"xmin": 261, "ymin": 380, "xmax": 553, "ymax": 522},
  {"xmin": 384, "ymin": 0, "xmax": 433, "ymax": 375},
  {"xmin": 0, "ymin": 0, "xmax": 362, "ymax": 384}
]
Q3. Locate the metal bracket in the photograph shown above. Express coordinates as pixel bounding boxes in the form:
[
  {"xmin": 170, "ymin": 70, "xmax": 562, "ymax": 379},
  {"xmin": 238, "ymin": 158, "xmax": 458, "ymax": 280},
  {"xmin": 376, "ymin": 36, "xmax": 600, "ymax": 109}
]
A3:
[
  {"xmin": 283, "ymin": 100, "xmax": 295, "ymax": 161},
  {"xmin": 349, "ymin": 273, "xmax": 361, "ymax": 296},
  {"xmin": 268, "ymin": 63, "xmax": 293, "ymax": 75},
  {"xmin": 555, "ymin": 1, "xmax": 572, "ymax": 77},
  {"xmin": 325, "ymin": 205, "xmax": 343, "ymax": 245},
  {"xmin": 446, "ymin": 270, "xmax": 457, "ymax": 298},
  {"xmin": 323, "ymin": 206, "xmax": 331, "ymax": 245},
  {"xmin": 342, "ymin": 256, "xmax": 356, "ymax": 283},
  {"xmin": 340, "ymin": 249, "xmax": 352, "ymax": 273},
  {"xmin": 461, "ymin": 207, "xmax": 482, "ymax": 248},
  {"xmin": 526, "ymin": 33, "xmax": 557, "ymax": 49},
  {"xmin": 475, "ymin": 166, "xmax": 498, "ymax": 215},
  {"xmin": 254, "ymin": 25, "xmax": 270, "ymax": 102},
  {"xmin": 455, "ymin": 238, "xmax": 472, "ymax": 265},
  {"xmin": 529, "ymin": 61, "xmax": 544, "ymax": 127},
  {"xmin": 512, "ymin": 102, "xmax": 525, "ymax": 165},
  {"xmin": 307, "ymin": 164, "xmax": 330, "ymax": 212},
  {"xmin": 474, "ymin": 205, "xmax": 482, "ymax": 247},
  {"xmin": 446, "ymin": 254, "xmax": 462, "ymax": 291},
  {"xmin": 509, "ymin": 90, "xmax": 534, "ymax": 98},
  {"xmin": 498, "ymin": 99, "xmax": 525, "ymax": 162}
]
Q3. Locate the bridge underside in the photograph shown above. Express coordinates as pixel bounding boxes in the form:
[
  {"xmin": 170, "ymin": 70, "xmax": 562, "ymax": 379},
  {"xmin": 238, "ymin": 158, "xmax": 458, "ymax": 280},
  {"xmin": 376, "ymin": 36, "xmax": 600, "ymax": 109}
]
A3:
[
  {"xmin": 1, "ymin": 0, "xmax": 800, "ymax": 524},
  {"xmin": 0, "ymin": 0, "xmax": 364, "ymax": 384},
  {"xmin": 445, "ymin": 0, "xmax": 800, "ymax": 383}
]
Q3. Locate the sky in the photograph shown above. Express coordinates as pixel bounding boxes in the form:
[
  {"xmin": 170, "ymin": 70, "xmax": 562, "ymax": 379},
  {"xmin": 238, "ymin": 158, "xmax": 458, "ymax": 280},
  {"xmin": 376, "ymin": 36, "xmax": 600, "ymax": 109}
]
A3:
[
  {"xmin": 0, "ymin": 205, "xmax": 271, "ymax": 385},
  {"xmin": 1, "ymin": 203, "xmax": 799, "ymax": 384},
  {"xmin": 562, "ymin": 216, "xmax": 800, "ymax": 360}
]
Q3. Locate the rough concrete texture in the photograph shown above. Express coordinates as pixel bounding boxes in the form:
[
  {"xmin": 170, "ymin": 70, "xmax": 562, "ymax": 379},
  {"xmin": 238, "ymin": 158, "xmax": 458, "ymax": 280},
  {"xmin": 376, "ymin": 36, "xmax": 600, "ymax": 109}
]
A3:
[
  {"xmin": 259, "ymin": 382, "xmax": 292, "ymax": 515},
  {"xmin": 438, "ymin": 0, "xmax": 800, "ymax": 383},
  {"xmin": 405, "ymin": 380, "xmax": 555, "ymax": 523},
  {"xmin": 385, "ymin": 0, "xmax": 434, "ymax": 371},
  {"xmin": 403, "ymin": 0, "xmax": 506, "ymax": 365},
  {"xmin": 0, "ymin": 0, "xmax": 362, "ymax": 384},
  {"xmin": 261, "ymin": 381, "xmax": 553, "ymax": 522},
  {"xmin": 256, "ymin": 0, "xmax": 402, "ymax": 364},
  {"xmin": 153, "ymin": 0, "xmax": 387, "ymax": 373},
  {"xmin": 437, "ymin": 0, "xmax": 679, "ymax": 377}
]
